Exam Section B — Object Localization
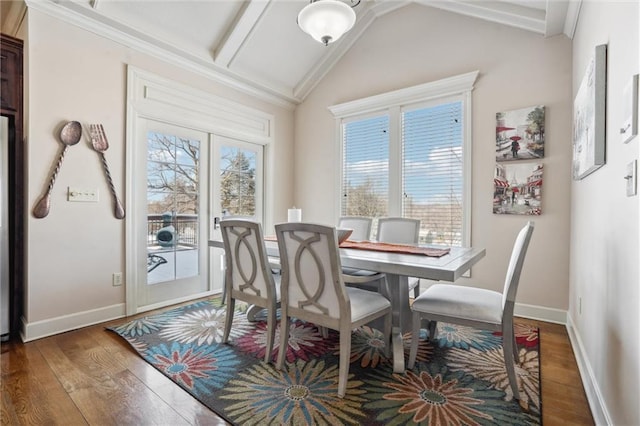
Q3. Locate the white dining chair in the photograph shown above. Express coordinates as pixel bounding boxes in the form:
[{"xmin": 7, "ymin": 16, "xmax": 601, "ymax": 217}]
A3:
[
  {"xmin": 219, "ymin": 215, "xmax": 280, "ymax": 308},
  {"xmin": 275, "ymin": 222, "xmax": 392, "ymax": 398},
  {"xmin": 338, "ymin": 216, "xmax": 372, "ymax": 241},
  {"xmin": 379, "ymin": 217, "xmax": 422, "ymax": 298},
  {"xmin": 220, "ymin": 219, "xmax": 281, "ymax": 363},
  {"xmin": 338, "ymin": 216, "xmax": 388, "ymax": 293},
  {"xmin": 376, "ymin": 217, "xmax": 420, "ymax": 242},
  {"xmin": 342, "ymin": 217, "xmax": 422, "ymax": 298},
  {"xmin": 408, "ymin": 221, "xmax": 535, "ymax": 400}
]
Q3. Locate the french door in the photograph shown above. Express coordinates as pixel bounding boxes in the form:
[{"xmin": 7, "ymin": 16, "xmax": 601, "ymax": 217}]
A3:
[
  {"xmin": 135, "ymin": 119, "xmax": 210, "ymax": 310},
  {"xmin": 131, "ymin": 119, "xmax": 264, "ymax": 312},
  {"xmin": 209, "ymin": 135, "xmax": 264, "ymax": 286}
]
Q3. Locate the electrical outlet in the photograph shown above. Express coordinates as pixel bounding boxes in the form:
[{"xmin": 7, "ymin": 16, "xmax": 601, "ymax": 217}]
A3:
[{"xmin": 112, "ymin": 272, "xmax": 123, "ymax": 287}]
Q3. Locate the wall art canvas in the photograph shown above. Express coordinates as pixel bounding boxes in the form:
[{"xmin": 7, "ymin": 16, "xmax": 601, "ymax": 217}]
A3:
[
  {"xmin": 620, "ymin": 74, "xmax": 638, "ymax": 144},
  {"xmin": 573, "ymin": 44, "xmax": 607, "ymax": 180},
  {"xmin": 496, "ymin": 105, "xmax": 545, "ymax": 162},
  {"xmin": 493, "ymin": 163, "xmax": 542, "ymax": 215}
]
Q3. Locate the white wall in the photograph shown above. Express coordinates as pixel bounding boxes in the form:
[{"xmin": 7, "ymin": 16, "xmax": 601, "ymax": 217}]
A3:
[
  {"xmin": 569, "ymin": 2, "xmax": 639, "ymax": 424},
  {"xmin": 23, "ymin": 10, "xmax": 294, "ymax": 333},
  {"xmin": 296, "ymin": 5, "xmax": 573, "ymax": 313}
]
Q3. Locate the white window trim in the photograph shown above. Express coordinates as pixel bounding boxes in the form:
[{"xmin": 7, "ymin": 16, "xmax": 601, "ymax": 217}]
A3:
[{"xmin": 329, "ymin": 70, "xmax": 479, "ymax": 247}]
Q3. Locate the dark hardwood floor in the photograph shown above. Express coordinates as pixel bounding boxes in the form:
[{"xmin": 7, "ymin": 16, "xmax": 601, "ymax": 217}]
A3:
[{"xmin": 1, "ymin": 303, "xmax": 594, "ymax": 425}]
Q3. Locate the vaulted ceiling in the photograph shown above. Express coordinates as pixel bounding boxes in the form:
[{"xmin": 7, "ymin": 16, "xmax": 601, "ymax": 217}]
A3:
[{"xmin": 14, "ymin": 0, "xmax": 580, "ymax": 108}]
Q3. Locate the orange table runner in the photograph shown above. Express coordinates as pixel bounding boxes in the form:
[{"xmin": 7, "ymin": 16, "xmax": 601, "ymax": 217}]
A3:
[
  {"xmin": 339, "ymin": 240, "xmax": 450, "ymax": 257},
  {"xmin": 264, "ymin": 236, "xmax": 450, "ymax": 257}
]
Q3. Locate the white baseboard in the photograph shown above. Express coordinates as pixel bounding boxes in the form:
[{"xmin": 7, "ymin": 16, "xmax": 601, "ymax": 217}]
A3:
[
  {"xmin": 18, "ymin": 300, "xmax": 565, "ymax": 341},
  {"xmin": 566, "ymin": 313, "xmax": 612, "ymax": 426},
  {"xmin": 20, "ymin": 290, "xmax": 221, "ymax": 342},
  {"xmin": 514, "ymin": 302, "xmax": 567, "ymax": 324},
  {"xmin": 21, "ymin": 303, "xmax": 126, "ymax": 342}
]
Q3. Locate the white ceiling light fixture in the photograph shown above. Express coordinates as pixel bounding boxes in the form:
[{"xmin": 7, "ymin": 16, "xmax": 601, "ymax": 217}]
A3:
[{"xmin": 297, "ymin": 0, "xmax": 360, "ymax": 46}]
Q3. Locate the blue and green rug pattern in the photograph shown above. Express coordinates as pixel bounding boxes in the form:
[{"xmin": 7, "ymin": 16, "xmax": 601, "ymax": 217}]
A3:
[{"xmin": 109, "ymin": 298, "xmax": 540, "ymax": 425}]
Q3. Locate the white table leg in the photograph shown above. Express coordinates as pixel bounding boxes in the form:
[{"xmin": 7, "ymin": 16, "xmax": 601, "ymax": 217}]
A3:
[
  {"xmin": 386, "ymin": 274, "xmax": 411, "ymax": 372},
  {"xmin": 386, "ymin": 274, "xmax": 412, "ymax": 333}
]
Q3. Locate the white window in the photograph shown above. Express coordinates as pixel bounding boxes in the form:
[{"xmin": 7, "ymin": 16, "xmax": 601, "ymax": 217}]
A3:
[{"xmin": 330, "ymin": 71, "xmax": 478, "ymax": 247}]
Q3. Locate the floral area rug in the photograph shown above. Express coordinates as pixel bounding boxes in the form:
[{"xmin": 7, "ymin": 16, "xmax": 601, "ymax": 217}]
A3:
[{"xmin": 108, "ymin": 298, "xmax": 541, "ymax": 425}]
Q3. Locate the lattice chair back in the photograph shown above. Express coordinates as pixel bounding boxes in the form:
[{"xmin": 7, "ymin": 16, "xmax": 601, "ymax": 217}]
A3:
[
  {"xmin": 275, "ymin": 222, "xmax": 348, "ymax": 324},
  {"xmin": 220, "ymin": 219, "xmax": 279, "ymax": 363},
  {"xmin": 220, "ymin": 219, "xmax": 277, "ymax": 306}
]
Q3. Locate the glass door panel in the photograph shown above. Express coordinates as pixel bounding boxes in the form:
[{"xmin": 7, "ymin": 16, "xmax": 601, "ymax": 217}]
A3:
[
  {"xmin": 147, "ymin": 131, "xmax": 200, "ymax": 284},
  {"xmin": 210, "ymin": 136, "xmax": 264, "ymax": 291},
  {"xmin": 139, "ymin": 120, "xmax": 209, "ymax": 308},
  {"xmin": 219, "ymin": 145, "xmax": 259, "ymax": 217}
]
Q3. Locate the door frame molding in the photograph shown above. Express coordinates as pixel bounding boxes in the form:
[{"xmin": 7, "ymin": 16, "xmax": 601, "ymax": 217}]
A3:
[{"xmin": 125, "ymin": 66, "xmax": 274, "ymax": 315}]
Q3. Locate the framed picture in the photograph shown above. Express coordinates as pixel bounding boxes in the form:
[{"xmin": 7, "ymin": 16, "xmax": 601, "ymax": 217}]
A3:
[
  {"xmin": 493, "ymin": 163, "xmax": 542, "ymax": 215},
  {"xmin": 620, "ymin": 74, "xmax": 638, "ymax": 144},
  {"xmin": 496, "ymin": 105, "xmax": 545, "ymax": 162},
  {"xmin": 573, "ymin": 44, "xmax": 607, "ymax": 180}
]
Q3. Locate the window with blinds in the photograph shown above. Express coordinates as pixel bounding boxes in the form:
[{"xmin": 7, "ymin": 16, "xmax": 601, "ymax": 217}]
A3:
[
  {"xmin": 402, "ymin": 102, "xmax": 463, "ymax": 246},
  {"xmin": 342, "ymin": 115, "xmax": 389, "ymax": 218},
  {"xmin": 339, "ymin": 100, "xmax": 466, "ymax": 247},
  {"xmin": 333, "ymin": 71, "xmax": 476, "ymax": 249}
]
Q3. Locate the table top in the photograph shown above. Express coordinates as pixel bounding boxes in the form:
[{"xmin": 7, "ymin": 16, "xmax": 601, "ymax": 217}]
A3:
[{"xmin": 209, "ymin": 239, "xmax": 485, "ymax": 283}]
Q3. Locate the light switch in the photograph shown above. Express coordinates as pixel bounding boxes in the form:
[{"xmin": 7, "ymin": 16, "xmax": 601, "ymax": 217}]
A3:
[
  {"xmin": 625, "ymin": 160, "xmax": 637, "ymax": 197},
  {"xmin": 68, "ymin": 187, "xmax": 99, "ymax": 202}
]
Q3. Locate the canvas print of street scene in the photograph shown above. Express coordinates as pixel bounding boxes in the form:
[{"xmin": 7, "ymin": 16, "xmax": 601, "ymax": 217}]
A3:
[
  {"xmin": 496, "ymin": 105, "xmax": 545, "ymax": 162},
  {"xmin": 494, "ymin": 163, "xmax": 542, "ymax": 215}
]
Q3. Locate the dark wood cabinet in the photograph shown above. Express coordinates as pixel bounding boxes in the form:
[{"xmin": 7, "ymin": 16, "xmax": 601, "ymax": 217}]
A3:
[
  {"xmin": 1, "ymin": 33, "xmax": 25, "ymax": 341},
  {"xmin": 1, "ymin": 36, "xmax": 22, "ymax": 114}
]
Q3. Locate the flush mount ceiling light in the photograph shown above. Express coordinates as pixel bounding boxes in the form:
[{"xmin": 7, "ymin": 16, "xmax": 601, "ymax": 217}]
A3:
[{"xmin": 297, "ymin": 0, "xmax": 360, "ymax": 46}]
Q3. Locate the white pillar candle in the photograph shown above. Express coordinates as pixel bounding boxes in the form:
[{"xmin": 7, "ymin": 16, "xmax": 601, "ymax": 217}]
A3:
[{"xmin": 287, "ymin": 207, "xmax": 302, "ymax": 222}]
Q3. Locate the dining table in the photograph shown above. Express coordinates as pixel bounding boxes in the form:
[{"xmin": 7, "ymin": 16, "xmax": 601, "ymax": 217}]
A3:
[{"xmin": 209, "ymin": 237, "xmax": 486, "ymax": 372}]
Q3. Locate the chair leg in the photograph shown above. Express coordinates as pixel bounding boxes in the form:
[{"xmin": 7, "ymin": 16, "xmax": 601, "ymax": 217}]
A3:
[
  {"xmin": 223, "ymin": 298, "xmax": 235, "ymax": 343},
  {"xmin": 408, "ymin": 311, "xmax": 421, "ymax": 369},
  {"xmin": 337, "ymin": 324, "xmax": 351, "ymax": 398},
  {"xmin": 276, "ymin": 315, "xmax": 291, "ymax": 370},
  {"xmin": 503, "ymin": 338, "xmax": 520, "ymax": 400},
  {"xmin": 383, "ymin": 311, "xmax": 392, "ymax": 358},
  {"xmin": 220, "ymin": 272, "xmax": 226, "ymax": 305},
  {"xmin": 379, "ymin": 276, "xmax": 390, "ymax": 300},
  {"xmin": 264, "ymin": 302, "xmax": 277, "ymax": 363},
  {"xmin": 428, "ymin": 320, "xmax": 438, "ymax": 341},
  {"xmin": 512, "ymin": 333, "xmax": 520, "ymax": 364},
  {"xmin": 502, "ymin": 322, "xmax": 520, "ymax": 400}
]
